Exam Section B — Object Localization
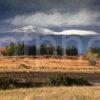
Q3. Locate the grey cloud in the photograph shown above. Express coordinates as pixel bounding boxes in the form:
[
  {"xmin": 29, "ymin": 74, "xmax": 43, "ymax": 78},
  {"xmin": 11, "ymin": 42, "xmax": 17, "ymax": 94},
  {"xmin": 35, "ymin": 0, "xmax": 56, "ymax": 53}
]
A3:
[
  {"xmin": 0, "ymin": 0, "xmax": 100, "ymax": 15},
  {"xmin": 9, "ymin": 10, "xmax": 100, "ymax": 27},
  {"xmin": 0, "ymin": 0, "xmax": 100, "ymax": 34}
]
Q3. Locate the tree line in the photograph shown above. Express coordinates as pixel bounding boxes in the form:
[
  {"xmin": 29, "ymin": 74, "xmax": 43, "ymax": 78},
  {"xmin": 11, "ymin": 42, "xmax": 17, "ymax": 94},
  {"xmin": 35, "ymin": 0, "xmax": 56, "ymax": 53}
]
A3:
[{"xmin": 1, "ymin": 42, "xmax": 79, "ymax": 56}]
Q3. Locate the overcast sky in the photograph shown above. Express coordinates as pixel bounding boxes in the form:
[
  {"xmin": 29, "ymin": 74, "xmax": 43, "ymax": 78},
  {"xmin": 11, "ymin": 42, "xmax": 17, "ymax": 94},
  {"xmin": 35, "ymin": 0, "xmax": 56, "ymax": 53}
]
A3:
[{"xmin": 0, "ymin": 0, "xmax": 100, "ymax": 34}]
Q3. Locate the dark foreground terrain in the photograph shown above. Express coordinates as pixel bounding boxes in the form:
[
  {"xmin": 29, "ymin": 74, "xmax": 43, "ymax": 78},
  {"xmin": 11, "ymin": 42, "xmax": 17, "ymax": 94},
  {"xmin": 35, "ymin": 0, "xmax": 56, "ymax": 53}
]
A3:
[{"xmin": 0, "ymin": 71, "xmax": 100, "ymax": 89}]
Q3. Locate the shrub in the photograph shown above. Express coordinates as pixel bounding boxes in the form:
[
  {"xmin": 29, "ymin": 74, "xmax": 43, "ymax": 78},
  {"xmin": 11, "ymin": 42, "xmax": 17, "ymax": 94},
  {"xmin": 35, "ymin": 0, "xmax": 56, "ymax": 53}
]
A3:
[
  {"xmin": 83, "ymin": 48, "xmax": 100, "ymax": 60},
  {"xmin": 91, "ymin": 47, "xmax": 100, "ymax": 54},
  {"xmin": 44, "ymin": 74, "xmax": 90, "ymax": 86},
  {"xmin": 88, "ymin": 60, "xmax": 96, "ymax": 66},
  {"xmin": 0, "ymin": 76, "xmax": 16, "ymax": 89},
  {"xmin": 0, "ymin": 74, "xmax": 91, "ymax": 89},
  {"xmin": 83, "ymin": 49, "xmax": 97, "ymax": 66},
  {"xmin": 0, "ymin": 76, "xmax": 43, "ymax": 89}
]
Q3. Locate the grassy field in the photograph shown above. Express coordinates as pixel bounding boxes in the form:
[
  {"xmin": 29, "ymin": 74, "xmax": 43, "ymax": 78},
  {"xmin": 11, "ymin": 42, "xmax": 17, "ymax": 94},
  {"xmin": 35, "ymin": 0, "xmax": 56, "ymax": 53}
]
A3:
[
  {"xmin": 0, "ymin": 56, "xmax": 100, "ymax": 72},
  {"xmin": 0, "ymin": 56, "xmax": 100, "ymax": 85},
  {"xmin": 0, "ymin": 86, "xmax": 100, "ymax": 100},
  {"xmin": 0, "ymin": 57, "xmax": 100, "ymax": 100}
]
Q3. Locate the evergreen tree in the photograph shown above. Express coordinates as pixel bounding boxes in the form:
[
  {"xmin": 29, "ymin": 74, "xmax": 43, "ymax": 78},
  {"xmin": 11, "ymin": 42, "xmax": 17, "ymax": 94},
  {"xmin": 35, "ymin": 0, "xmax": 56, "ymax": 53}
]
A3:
[
  {"xmin": 57, "ymin": 46, "xmax": 63, "ymax": 56},
  {"xmin": 66, "ymin": 45, "xmax": 78, "ymax": 56}
]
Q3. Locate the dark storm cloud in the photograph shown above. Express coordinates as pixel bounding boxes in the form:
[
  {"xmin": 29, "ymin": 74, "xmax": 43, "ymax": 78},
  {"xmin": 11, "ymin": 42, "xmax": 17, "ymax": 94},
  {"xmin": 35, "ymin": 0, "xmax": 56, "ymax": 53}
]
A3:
[
  {"xmin": 0, "ymin": 0, "xmax": 100, "ymax": 15},
  {"xmin": 0, "ymin": 0, "xmax": 100, "ymax": 33}
]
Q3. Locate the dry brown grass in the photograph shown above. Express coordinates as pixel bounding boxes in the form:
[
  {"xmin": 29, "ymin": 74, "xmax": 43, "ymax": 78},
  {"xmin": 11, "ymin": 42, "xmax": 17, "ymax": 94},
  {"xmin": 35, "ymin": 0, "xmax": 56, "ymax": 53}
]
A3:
[
  {"xmin": 0, "ymin": 57, "xmax": 100, "ymax": 100},
  {"xmin": 0, "ymin": 86, "xmax": 100, "ymax": 100},
  {"xmin": 0, "ymin": 56, "xmax": 100, "ymax": 72}
]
